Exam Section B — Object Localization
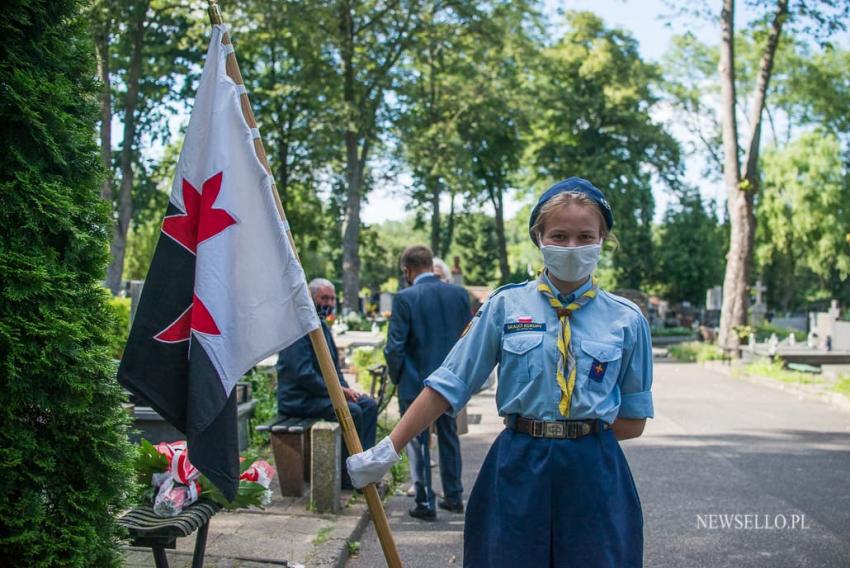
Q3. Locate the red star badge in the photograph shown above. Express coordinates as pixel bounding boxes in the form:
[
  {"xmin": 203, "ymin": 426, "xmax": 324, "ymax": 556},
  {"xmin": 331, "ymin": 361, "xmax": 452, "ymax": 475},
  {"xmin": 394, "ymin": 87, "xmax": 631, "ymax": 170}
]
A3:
[{"xmin": 155, "ymin": 172, "xmax": 236, "ymax": 343}]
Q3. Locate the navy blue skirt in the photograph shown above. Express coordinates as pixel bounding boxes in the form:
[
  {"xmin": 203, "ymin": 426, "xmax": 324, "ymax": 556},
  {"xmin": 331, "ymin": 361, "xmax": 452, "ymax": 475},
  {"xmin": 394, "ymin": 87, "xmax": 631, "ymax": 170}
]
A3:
[{"xmin": 464, "ymin": 427, "xmax": 643, "ymax": 568}]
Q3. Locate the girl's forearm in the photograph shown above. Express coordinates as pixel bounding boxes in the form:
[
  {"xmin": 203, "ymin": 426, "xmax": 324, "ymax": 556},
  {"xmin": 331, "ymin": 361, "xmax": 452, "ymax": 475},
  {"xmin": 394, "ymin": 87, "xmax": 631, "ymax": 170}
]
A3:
[
  {"xmin": 612, "ymin": 417, "xmax": 646, "ymax": 441},
  {"xmin": 389, "ymin": 387, "xmax": 451, "ymax": 453}
]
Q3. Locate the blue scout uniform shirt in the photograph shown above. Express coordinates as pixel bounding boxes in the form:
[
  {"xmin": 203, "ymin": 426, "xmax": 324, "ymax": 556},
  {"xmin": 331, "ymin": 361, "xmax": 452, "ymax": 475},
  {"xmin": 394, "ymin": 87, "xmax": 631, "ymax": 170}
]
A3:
[{"xmin": 424, "ymin": 272, "xmax": 654, "ymax": 424}]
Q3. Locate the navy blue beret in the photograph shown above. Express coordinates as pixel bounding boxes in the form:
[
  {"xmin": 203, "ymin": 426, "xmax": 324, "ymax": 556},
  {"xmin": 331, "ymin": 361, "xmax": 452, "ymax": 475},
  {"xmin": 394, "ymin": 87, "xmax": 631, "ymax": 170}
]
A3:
[{"xmin": 528, "ymin": 177, "xmax": 614, "ymax": 246}]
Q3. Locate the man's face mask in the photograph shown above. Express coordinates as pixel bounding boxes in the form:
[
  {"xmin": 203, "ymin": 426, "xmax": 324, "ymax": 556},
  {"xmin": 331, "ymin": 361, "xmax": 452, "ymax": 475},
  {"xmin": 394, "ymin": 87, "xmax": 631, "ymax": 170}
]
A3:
[
  {"xmin": 316, "ymin": 303, "xmax": 334, "ymax": 318},
  {"xmin": 314, "ymin": 287, "xmax": 336, "ymax": 318}
]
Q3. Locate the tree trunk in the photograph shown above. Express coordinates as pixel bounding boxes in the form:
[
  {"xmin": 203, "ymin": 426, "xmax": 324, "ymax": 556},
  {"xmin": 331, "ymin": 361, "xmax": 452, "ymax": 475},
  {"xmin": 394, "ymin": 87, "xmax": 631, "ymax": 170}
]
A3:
[
  {"xmin": 340, "ymin": 0, "xmax": 362, "ymax": 313},
  {"xmin": 429, "ymin": 177, "xmax": 441, "ymax": 255},
  {"xmin": 489, "ymin": 187, "xmax": 510, "ymax": 284},
  {"xmin": 94, "ymin": 17, "xmax": 112, "ymax": 202},
  {"xmin": 717, "ymin": 0, "xmax": 788, "ymax": 352},
  {"xmin": 443, "ymin": 191, "xmax": 456, "ymax": 257},
  {"xmin": 105, "ymin": 0, "xmax": 149, "ymax": 294},
  {"xmin": 717, "ymin": 0, "xmax": 745, "ymax": 352}
]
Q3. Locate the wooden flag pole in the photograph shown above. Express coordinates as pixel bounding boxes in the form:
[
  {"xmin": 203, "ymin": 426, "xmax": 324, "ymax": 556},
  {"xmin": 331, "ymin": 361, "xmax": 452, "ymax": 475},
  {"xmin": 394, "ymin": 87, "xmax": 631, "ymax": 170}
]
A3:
[{"xmin": 206, "ymin": 3, "xmax": 403, "ymax": 567}]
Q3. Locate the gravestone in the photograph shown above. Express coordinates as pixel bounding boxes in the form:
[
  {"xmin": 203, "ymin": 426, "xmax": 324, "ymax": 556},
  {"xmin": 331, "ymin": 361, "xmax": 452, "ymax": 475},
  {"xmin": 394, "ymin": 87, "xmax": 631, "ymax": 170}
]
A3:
[
  {"xmin": 379, "ymin": 292, "xmax": 394, "ymax": 315},
  {"xmin": 750, "ymin": 281, "xmax": 767, "ymax": 326},
  {"xmin": 128, "ymin": 280, "xmax": 144, "ymax": 326},
  {"xmin": 451, "ymin": 256, "xmax": 464, "ymax": 286},
  {"xmin": 767, "ymin": 333, "xmax": 779, "ymax": 356},
  {"xmin": 310, "ymin": 421, "xmax": 341, "ymax": 513},
  {"xmin": 809, "ymin": 299, "xmax": 846, "ymax": 351},
  {"xmin": 706, "ymin": 286, "xmax": 723, "ymax": 311}
]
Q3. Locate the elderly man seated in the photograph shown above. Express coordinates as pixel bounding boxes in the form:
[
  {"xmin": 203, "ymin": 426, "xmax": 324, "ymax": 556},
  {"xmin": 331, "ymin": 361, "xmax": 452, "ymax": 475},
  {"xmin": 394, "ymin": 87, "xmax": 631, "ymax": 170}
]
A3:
[{"xmin": 276, "ymin": 278, "xmax": 378, "ymax": 490}]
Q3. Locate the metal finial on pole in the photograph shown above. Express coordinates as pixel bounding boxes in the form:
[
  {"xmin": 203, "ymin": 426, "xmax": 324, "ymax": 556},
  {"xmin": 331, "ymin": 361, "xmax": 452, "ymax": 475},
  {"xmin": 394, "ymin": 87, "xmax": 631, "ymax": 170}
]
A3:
[
  {"xmin": 203, "ymin": 3, "xmax": 403, "ymax": 567},
  {"xmin": 207, "ymin": 0, "xmax": 223, "ymax": 25}
]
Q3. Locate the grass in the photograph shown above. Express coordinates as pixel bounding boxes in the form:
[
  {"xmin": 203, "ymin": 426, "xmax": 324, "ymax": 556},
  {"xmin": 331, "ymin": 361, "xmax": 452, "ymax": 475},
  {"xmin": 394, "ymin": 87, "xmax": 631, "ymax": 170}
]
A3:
[
  {"xmin": 347, "ymin": 540, "xmax": 361, "ymax": 556},
  {"xmin": 667, "ymin": 341, "xmax": 726, "ymax": 363},
  {"xmin": 743, "ymin": 359, "xmax": 825, "ymax": 385},
  {"xmin": 313, "ymin": 525, "xmax": 335, "ymax": 546},
  {"xmin": 831, "ymin": 375, "xmax": 850, "ymax": 398}
]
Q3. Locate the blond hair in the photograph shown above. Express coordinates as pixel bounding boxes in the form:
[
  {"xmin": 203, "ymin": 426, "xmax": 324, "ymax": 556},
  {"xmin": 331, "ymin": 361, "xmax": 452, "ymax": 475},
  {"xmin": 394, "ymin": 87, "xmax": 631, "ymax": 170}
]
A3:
[{"xmin": 530, "ymin": 191, "xmax": 619, "ymax": 249}]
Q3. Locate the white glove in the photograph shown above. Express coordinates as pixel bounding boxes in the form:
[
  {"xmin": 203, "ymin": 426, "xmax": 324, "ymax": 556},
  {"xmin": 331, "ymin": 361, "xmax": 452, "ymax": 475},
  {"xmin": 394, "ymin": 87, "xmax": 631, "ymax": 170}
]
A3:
[{"xmin": 346, "ymin": 436, "xmax": 401, "ymax": 489}]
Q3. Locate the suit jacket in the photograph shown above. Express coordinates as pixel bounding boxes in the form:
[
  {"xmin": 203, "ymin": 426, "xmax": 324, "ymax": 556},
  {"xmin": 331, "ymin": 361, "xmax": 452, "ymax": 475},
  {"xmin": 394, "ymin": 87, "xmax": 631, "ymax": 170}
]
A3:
[
  {"xmin": 384, "ymin": 275, "xmax": 472, "ymax": 403},
  {"xmin": 276, "ymin": 320, "xmax": 349, "ymax": 416}
]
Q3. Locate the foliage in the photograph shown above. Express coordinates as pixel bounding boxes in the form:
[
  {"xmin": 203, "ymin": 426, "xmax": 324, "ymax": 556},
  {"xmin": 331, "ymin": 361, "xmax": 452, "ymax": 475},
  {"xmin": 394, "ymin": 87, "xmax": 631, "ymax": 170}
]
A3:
[
  {"xmin": 0, "ymin": 1, "xmax": 135, "ymax": 563},
  {"xmin": 752, "ymin": 323, "xmax": 806, "ymax": 343},
  {"xmin": 453, "ymin": 212, "xmax": 500, "ymax": 286},
  {"xmin": 525, "ymin": 11, "xmax": 682, "ymax": 290},
  {"xmin": 650, "ymin": 326, "xmax": 694, "ymax": 338},
  {"xmin": 342, "ymin": 312, "xmax": 375, "ymax": 332},
  {"xmin": 243, "ymin": 368, "xmax": 278, "ymax": 450},
  {"xmin": 123, "ymin": 217, "xmax": 161, "ymax": 281},
  {"xmin": 667, "ymin": 342, "xmax": 725, "ymax": 363},
  {"xmin": 347, "ymin": 540, "xmax": 362, "ymax": 555},
  {"xmin": 654, "ymin": 190, "xmax": 727, "ymax": 304},
  {"xmin": 351, "ymin": 346, "xmax": 387, "ymax": 394},
  {"xmin": 756, "ymin": 131, "xmax": 850, "ymax": 310},
  {"xmin": 106, "ymin": 297, "xmax": 131, "ymax": 359}
]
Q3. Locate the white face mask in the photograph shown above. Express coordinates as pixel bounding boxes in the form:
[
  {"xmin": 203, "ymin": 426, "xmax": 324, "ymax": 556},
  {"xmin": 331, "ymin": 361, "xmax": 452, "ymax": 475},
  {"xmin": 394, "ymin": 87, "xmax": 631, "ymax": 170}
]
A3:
[{"xmin": 540, "ymin": 243, "xmax": 602, "ymax": 282}]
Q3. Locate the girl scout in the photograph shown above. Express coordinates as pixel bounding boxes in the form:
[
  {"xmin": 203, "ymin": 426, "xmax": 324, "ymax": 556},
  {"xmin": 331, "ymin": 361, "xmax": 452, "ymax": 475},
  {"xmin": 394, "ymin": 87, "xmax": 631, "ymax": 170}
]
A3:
[{"xmin": 348, "ymin": 177, "xmax": 654, "ymax": 567}]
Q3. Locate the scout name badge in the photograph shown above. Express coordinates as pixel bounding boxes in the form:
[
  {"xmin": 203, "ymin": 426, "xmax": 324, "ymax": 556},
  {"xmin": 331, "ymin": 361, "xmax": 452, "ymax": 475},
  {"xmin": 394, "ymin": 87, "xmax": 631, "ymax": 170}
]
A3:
[{"xmin": 504, "ymin": 315, "xmax": 546, "ymax": 334}]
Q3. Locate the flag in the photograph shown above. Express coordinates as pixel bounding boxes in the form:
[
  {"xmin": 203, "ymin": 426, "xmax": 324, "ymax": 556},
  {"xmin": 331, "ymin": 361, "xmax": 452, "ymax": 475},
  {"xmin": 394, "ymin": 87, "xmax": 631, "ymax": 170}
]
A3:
[{"xmin": 118, "ymin": 25, "xmax": 320, "ymax": 500}]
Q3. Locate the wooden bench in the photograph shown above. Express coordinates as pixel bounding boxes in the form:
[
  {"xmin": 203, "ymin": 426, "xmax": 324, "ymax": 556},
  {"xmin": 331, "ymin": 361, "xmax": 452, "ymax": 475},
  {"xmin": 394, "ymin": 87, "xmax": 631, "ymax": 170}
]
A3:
[
  {"xmin": 256, "ymin": 415, "xmax": 321, "ymax": 497},
  {"xmin": 118, "ymin": 500, "xmax": 220, "ymax": 568}
]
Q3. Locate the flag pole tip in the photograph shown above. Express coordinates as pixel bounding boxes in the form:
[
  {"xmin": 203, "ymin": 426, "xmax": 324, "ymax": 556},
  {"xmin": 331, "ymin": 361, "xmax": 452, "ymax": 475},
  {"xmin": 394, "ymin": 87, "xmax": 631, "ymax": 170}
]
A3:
[{"xmin": 208, "ymin": 1, "xmax": 223, "ymax": 25}]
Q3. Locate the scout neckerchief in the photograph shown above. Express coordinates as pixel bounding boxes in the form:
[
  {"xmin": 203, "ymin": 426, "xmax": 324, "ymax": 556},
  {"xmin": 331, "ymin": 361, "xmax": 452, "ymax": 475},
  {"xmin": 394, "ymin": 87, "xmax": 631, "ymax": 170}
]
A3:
[{"xmin": 537, "ymin": 275, "xmax": 599, "ymax": 417}]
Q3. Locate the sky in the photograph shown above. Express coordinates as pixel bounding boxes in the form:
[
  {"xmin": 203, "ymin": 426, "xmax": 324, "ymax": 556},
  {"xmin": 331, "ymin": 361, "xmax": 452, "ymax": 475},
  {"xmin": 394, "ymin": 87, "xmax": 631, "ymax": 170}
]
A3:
[{"xmin": 362, "ymin": 0, "xmax": 741, "ymax": 225}]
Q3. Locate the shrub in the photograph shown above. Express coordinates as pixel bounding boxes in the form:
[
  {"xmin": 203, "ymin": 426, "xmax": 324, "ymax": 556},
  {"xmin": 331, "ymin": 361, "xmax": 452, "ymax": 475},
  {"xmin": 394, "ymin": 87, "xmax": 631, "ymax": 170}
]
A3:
[
  {"xmin": 351, "ymin": 346, "xmax": 387, "ymax": 392},
  {"xmin": 243, "ymin": 368, "xmax": 278, "ymax": 450},
  {"xmin": 753, "ymin": 322, "xmax": 806, "ymax": 343},
  {"xmin": 106, "ymin": 297, "xmax": 131, "ymax": 359},
  {"xmin": 668, "ymin": 341, "xmax": 725, "ymax": 363},
  {"xmin": 343, "ymin": 312, "xmax": 375, "ymax": 332},
  {"xmin": 650, "ymin": 326, "xmax": 695, "ymax": 337},
  {"xmin": 0, "ymin": 2, "xmax": 135, "ymax": 563}
]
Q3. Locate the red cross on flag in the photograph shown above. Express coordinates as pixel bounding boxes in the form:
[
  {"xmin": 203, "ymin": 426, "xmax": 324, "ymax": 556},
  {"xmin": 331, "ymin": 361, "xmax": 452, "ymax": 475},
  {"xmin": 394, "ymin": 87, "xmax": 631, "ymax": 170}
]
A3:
[{"xmin": 118, "ymin": 25, "xmax": 320, "ymax": 500}]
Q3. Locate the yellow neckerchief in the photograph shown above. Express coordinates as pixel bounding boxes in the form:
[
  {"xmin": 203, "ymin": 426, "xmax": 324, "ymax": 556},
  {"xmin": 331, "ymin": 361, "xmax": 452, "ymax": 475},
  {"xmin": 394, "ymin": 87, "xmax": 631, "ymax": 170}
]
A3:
[{"xmin": 537, "ymin": 275, "xmax": 599, "ymax": 417}]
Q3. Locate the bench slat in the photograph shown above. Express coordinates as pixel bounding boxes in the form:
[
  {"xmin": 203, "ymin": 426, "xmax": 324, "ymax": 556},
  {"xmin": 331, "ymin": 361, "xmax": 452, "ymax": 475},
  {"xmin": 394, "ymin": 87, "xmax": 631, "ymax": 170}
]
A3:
[
  {"xmin": 271, "ymin": 417, "xmax": 320, "ymax": 433},
  {"xmin": 255, "ymin": 414, "xmax": 290, "ymax": 432},
  {"xmin": 118, "ymin": 501, "xmax": 220, "ymax": 539}
]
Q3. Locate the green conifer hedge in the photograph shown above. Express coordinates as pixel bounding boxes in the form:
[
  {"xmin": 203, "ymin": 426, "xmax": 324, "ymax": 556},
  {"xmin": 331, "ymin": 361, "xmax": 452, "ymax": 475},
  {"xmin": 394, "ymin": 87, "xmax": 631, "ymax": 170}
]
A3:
[{"xmin": 0, "ymin": 1, "xmax": 135, "ymax": 564}]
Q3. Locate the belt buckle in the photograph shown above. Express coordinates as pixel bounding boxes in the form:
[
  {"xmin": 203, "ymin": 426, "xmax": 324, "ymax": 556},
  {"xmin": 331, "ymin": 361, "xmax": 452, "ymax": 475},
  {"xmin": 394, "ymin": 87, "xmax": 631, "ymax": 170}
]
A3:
[
  {"xmin": 531, "ymin": 420, "xmax": 544, "ymax": 437},
  {"xmin": 545, "ymin": 422, "xmax": 565, "ymax": 438}
]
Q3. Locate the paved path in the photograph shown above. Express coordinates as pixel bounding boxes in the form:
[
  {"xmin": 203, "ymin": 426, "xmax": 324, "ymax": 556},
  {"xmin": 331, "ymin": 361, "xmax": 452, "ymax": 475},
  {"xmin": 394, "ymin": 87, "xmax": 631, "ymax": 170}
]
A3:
[{"xmin": 348, "ymin": 361, "xmax": 850, "ymax": 567}]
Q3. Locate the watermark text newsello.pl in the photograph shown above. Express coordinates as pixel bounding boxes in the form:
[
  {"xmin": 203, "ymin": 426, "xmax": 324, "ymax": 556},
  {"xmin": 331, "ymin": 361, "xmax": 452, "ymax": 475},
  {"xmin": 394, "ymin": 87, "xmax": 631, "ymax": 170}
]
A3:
[{"xmin": 697, "ymin": 513, "xmax": 810, "ymax": 530}]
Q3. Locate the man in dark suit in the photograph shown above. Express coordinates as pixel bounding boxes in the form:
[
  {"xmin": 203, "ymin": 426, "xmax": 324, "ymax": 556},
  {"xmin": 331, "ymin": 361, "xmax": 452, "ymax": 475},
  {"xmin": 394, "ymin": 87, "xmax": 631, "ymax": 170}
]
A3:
[
  {"xmin": 277, "ymin": 278, "xmax": 377, "ymax": 490},
  {"xmin": 385, "ymin": 245, "xmax": 471, "ymax": 520}
]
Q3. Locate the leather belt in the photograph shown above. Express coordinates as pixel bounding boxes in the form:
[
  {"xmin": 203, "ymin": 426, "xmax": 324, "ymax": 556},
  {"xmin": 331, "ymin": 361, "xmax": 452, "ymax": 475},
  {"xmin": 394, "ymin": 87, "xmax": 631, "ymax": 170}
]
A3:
[{"xmin": 504, "ymin": 415, "xmax": 610, "ymax": 439}]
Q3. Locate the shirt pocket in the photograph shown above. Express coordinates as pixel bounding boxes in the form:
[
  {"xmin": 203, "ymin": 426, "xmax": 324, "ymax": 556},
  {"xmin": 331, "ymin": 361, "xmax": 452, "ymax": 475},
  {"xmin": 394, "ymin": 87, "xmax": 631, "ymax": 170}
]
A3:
[
  {"xmin": 500, "ymin": 333, "xmax": 544, "ymax": 384},
  {"xmin": 579, "ymin": 339, "xmax": 623, "ymax": 393}
]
